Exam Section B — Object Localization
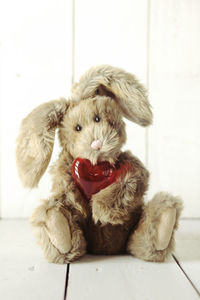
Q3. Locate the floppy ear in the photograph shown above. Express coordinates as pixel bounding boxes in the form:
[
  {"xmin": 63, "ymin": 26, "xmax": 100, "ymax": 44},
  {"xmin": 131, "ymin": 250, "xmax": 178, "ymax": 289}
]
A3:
[
  {"xmin": 71, "ymin": 65, "xmax": 152, "ymax": 126},
  {"xmin": 16, "ymin": 98, "xmax": 68, "ymax": 188}
]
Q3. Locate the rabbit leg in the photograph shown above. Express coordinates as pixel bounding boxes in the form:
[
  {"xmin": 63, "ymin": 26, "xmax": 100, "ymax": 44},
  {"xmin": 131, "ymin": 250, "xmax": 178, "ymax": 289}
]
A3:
[
  {"xmin": 30, "ymin": 199, "xmax": 86, "ymax": 263},
  {"xmin": 126, "ymin": 192, "xmax": 183, "ymax": 262}
]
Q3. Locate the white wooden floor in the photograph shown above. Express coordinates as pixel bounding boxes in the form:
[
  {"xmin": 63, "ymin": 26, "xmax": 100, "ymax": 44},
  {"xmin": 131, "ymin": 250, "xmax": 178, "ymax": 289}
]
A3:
[{"xmin": 0, "ymin": 220, "xmax": 199, "ymax": 300}]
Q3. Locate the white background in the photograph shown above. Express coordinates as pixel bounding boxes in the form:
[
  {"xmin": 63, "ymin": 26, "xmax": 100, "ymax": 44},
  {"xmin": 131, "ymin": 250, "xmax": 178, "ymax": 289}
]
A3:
[{"xmin": 0, "ymin": 0, "xmax": 199, "ymax": 218}]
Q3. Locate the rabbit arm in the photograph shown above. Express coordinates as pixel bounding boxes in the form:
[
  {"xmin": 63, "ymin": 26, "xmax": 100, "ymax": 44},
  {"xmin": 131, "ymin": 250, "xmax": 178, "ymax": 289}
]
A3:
[
  {"xmin": 118, "ymin": 150, "xmax": 150, "ymax": 198},
  {"xmin": 92, "ymin": 151, "xmax": 149, "ymax": 225},
  {"xmin": 50, "ymin": 150, "xmax": 91, "ymax": 219}
]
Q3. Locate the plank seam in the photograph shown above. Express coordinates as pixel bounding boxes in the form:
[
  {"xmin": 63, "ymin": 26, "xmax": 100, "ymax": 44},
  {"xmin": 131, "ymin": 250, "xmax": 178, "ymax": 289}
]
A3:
[
  {"xmin": 145, "ymin": 0, "xmax": 151, "ymax": 168},
  {"xmin": 64, "ymin": 263, "xmax": 70, "ymax": 300},
  {"xmin": 172, "ymin": 254, "xmax": 200, "ymax": 297},
  {"xmin": 71, "ymin": 0, "xmax": 75, "ymax": 85}
]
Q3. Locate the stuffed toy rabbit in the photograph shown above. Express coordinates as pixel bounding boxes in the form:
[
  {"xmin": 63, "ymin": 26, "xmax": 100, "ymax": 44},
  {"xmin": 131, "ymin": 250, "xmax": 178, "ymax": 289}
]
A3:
[{"xmin": 16, "ymin": 65, "xmax": 183, "ymax": 263}]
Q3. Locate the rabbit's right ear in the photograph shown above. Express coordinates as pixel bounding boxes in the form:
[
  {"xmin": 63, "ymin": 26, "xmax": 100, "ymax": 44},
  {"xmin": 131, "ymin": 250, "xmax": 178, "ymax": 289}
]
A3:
[
  {"xmin": 16, "ymin": 98, "xmax": 69, "ymax": 188},
  {"xmin": 71, "ymin": 65, "xmax": 152, "ymax": 126}
]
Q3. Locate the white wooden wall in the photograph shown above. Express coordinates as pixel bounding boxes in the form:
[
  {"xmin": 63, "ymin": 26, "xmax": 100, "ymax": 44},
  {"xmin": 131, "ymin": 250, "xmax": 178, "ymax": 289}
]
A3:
[{"xmin": 0, "ymin": 0, "xmax": 199, "ymax": 218}]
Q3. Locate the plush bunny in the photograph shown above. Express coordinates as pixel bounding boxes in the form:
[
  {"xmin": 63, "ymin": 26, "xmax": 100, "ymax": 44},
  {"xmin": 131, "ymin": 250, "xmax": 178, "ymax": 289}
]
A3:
[{"xmin": 16, "ymin": 65, "xmax": 183, "ymax": 263}]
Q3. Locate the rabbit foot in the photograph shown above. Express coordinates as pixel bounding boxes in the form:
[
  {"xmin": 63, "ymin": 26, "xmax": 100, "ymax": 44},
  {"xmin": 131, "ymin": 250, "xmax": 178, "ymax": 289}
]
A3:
[
  {"xmin": 45, "ymin": 208, "xmax": 72, "ymax": 254},
  {"xmin": 155, "ymin": 208, "xmax": 176, "ymax": 250}
]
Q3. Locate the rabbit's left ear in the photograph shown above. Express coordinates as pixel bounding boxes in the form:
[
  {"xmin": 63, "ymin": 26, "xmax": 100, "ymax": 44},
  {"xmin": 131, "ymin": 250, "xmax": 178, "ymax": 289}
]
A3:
[
  {"xmin": 71, "ymin": 65, "xmax": 152, "ymax": 126},
  {"xmin": 16, "ymin": 98, "xmax": 69, "ymax": 188}
]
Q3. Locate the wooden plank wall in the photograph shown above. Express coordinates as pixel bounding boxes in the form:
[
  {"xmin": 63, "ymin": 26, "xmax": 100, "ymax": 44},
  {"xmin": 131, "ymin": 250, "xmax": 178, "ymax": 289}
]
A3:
[
  {"xmin": 0, "ymin": 0, "xmax": 200, "ymax": 218},
  {"xmin": 148, "ymin": 0, "xmax": 200, "ymax": 217},
  {"xmin": 0, "ymin": 0, "xmax": 72, "ymax": 217}
]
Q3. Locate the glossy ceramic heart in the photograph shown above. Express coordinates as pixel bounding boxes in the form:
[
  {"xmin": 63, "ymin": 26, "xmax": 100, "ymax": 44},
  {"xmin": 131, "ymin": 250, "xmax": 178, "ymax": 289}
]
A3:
[{"xmin": 72, "ymin": 157, "xmax": 131, "ymax": 200}]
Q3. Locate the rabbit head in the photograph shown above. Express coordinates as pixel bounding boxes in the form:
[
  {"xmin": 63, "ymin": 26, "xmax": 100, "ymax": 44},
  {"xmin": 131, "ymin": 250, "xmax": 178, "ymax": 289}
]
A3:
[
  {"xmin": 16, "ymin": 65, "xmax": 152, "ymax": 188},
  {"xmin": 59, "ymin": 96, "xmax": 126, "ymax": 165}
]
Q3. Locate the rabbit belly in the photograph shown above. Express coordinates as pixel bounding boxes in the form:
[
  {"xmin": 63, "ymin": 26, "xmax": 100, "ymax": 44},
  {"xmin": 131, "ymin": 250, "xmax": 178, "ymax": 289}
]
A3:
[{"xmin": 83, "ymin": 208, "xmax": 142, "ymax": 255}]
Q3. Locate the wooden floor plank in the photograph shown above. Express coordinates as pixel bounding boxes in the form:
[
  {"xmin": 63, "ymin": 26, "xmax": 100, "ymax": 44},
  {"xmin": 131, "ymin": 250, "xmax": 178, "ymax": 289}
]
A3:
[
  {"xmin": 1, "ymin": 220, "xmax": 199, "ymax": 300},
  {"xmin": 0, "ymin": 220, "xmax": 67, "ymax": 300},
  {"xmin": 174, "ymin": 219, "xmax": 200, "ymax": 293},
  {"xmin": 67, "ymin": 254, "xmax": 200, "ymax": 300}
]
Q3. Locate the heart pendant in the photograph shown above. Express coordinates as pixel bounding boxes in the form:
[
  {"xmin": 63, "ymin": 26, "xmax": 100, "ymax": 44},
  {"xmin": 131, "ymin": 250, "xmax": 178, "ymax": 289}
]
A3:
[{"xmin": 72, "ymin": 157, "xmax": 131, "ymax": 200}]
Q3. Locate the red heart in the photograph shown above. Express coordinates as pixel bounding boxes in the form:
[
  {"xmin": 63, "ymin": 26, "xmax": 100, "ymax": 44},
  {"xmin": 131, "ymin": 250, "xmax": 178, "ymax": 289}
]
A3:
[{"xmin": 72, "ymin": 157, "xmax": 132, "ymax": 200}]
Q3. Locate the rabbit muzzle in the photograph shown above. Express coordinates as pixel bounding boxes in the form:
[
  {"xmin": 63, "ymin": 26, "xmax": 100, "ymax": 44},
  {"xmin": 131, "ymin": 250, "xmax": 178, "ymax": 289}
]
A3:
[{"xmin": 91, "ymin": 140, "xmax": 102, "ymax": 150}]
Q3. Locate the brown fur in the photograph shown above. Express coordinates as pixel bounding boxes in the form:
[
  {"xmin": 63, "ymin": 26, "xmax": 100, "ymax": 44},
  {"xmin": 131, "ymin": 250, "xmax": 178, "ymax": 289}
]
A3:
[
  {"xmin": 16, "ymin": 65, "xmax": 183, "ymax": 263},
  {"xmin": 127, "ymin": 192, "xmax": 183, "ymax": 262}
]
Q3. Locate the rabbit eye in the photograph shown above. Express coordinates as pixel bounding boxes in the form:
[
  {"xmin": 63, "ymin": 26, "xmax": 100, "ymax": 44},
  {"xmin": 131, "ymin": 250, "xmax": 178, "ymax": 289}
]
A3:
[
  {"xmin": 75, "ymin": 124, "xmax": 82, "ymax": 131},
  {"xmin": 94, "ymin": 115, "xmax": 101, "ymax": 122}
]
